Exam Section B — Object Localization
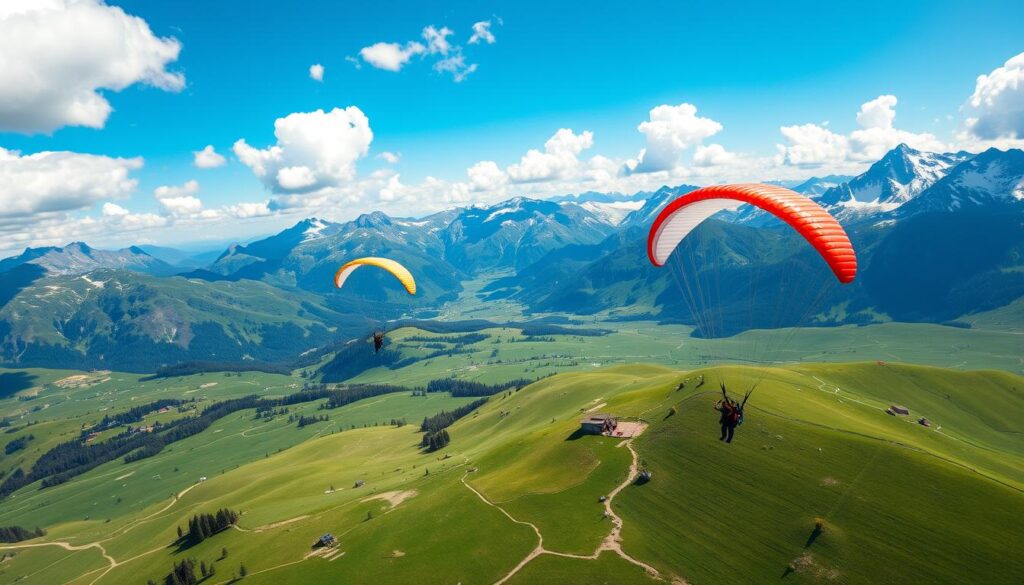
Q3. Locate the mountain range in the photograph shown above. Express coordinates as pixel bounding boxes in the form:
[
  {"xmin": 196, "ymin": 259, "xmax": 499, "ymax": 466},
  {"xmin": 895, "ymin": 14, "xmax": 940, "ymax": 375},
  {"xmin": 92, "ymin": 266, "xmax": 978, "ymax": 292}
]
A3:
[{"xmin": 0, "ymin": 144, "xmax": 1020, "ymax": 370}]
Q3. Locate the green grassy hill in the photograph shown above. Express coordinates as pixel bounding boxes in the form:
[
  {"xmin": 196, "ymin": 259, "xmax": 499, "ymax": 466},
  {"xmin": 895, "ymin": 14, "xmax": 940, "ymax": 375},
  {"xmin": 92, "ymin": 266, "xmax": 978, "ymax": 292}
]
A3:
[{"xmin": 0, "ymin": 362, "xmax": 1019, "ymax": 584}]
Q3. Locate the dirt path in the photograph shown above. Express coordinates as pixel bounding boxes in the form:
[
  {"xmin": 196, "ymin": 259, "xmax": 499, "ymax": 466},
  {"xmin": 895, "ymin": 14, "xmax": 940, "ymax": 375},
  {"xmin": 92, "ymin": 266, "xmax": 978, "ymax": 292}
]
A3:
[
  {"xmin": 464, "ymin": 440, "xmax": 663, "ymax": 585},
  {"xmin": 0, "ymin": 541, "xmax": 116, "ymax": 585}
]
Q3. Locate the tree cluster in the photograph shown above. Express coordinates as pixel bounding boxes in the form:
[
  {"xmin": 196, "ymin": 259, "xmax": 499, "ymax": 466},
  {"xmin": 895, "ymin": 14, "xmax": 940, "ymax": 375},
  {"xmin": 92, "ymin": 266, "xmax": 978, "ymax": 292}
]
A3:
[
  {"xmin": 0, "ymin": 525, "xmax": 45, "ymax": 543},
  {"xmin": 182, "ymin": 508, "xmax": 239, "ymax": 546},
  {"xmin": 421, "ymin": 429, "xmax": 450, "ymax": 452},
  {"xmin": 294, "ymin": 414, "xmax": 328, "ymax": 428},
  {"xmin": 420, "ymin": 399, "xmax": 488, "ymax": 434},
  {"xmin": 162, "ymin": 558, "xmax": 198, "ymax": 585},
  {"xmin": 4, "ymin": 434, "xmax": 32, "ymax": 455}
]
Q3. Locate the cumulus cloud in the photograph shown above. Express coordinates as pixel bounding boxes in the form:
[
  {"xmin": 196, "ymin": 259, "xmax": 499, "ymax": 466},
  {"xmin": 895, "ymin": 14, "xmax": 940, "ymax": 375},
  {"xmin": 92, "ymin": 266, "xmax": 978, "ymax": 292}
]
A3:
[
  {"xmin": 154, "ymin": 180, "xmax": 205, "ymax": 216},
  {"xmin": 233, "ymin": 107, "xmax": 373, "ymax": 193},
  {"xmin": 359, "ymin": 41, "xmax": 426, "ymax": 71},
  {"xmin": 102, "ymin": 202, "xmax": 167, "ymax": 230},
  {"xmin": 309, "ymin": 63, "xmax": 324, "ymax": 81},
  {"xmin": 0, "ymin": 0, "xmax": 184, "ymax": 133},
  {"xmin": 507, "ymin": 129, "xmax": 594, "ymax": 183},
  {"xmin": 154, "ymin": 179, "xmax": 199, "ymax": 200},
  {"xmin": 469, "ymin": 21, "xmax": 496, "ymax": 44},
  {"xmin": 378, "ymin": 151, "xmax": 401, "ymax": 164},
  {"xmin": 193, "ymin": 145, "xmax": 226, "ymax": 169},
  {"xmin": 628, "ymin": 103, "xmax": 723, "ymax": 173},
  {"xmin": 692, "ymin": 144, "xmax": 737, "ymax": 167},
  {"xmin": 0, "ymin": 147, "xmax": 142, "ymax": 218},
  {"xmin": 777, "ymin": 95, "xmax": 946, "ymax": 169},
  {"xmin": 225, "ymin": 201, "xmax": 272, "ymax": 218},
  {"xmin": 963, "ymin": 52, "xmax": 1024, "ymax": 140},
  {"xmin": 467, "ymin": 160, "xmax": 506, "ymax": 191}
]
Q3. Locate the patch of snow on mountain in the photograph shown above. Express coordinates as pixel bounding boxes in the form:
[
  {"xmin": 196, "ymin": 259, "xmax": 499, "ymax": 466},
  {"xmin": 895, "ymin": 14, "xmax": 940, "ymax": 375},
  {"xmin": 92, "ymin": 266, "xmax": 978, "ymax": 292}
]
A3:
[
  {"xmin": 579, "ymin": 200, "xmax": 645, "ymax": 226},
  {"xmin": 484, "ymin": 199, "xmax": 524, "ymax": 222},
  {"xmin": 302, "ymin": 218, "xmax": 329, "ymax": 240}
]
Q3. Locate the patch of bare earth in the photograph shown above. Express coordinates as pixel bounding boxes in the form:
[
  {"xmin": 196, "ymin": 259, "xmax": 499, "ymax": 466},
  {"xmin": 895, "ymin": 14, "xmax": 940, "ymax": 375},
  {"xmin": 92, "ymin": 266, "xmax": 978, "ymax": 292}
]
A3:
[
  {"xmin": 361, "ymin": 490, "xmax": 418, "ymax": 509},
  {"xmin": 254, "ymin": 515, "xmax": 309, "ymax": 532},
  {"xmin": 820, "ymin": 477, "xmax": 841, "ymax": 487}
]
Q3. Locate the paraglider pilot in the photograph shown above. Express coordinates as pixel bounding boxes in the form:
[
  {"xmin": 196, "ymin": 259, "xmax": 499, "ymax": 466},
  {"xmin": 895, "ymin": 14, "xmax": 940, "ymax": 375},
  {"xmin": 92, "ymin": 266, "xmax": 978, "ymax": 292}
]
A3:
[{"xmin": 714, "ymin": 382, "xmax": 753, "ymax": 444}]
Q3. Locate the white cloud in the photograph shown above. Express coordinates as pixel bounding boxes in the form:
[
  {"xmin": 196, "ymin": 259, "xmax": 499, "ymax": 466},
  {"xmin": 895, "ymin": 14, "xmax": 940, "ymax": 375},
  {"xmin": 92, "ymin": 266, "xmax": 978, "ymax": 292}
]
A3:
[
  {"xmin": 692, "ymin": 144, "xmax": 737, "ymax": 167},
  {"xmin": 0, "ymin": 0, "xmax": 184, "ymax": 133},
  {"xmin": 359, "ymin": 41, "xmax": 425, "ymax": 71},
  {"xmin": 0, "ymin": 147, "xmax": 142, "ymax": 218},
  {"xmin": 775, "ymin": 123, "xmax": 849, "ymax": 168},
  {"xmin": 378, "ymin": 151, "xmax": 401, "ymax": 164},
  {"xmin": 154, "ymin": 180, "xmax": 204, "ymax": 216},
  {"xmin": 193, "ymin": 145, "xmax": 226, "ymax": 169},
  {"xmin": 344, "ymin": 56, "xmax": 362, "ymax": 70},
  {"xmin": 628, "ymin": 103, "xmax": 723, "ymax": 173},
  {"xmin": 158, "ymin": 196, "xmax": 203, "ymax": 216},
  {"xmin": 233, "ymin": 107, "xmax": 373, "ymax": 193},
  {"xmin": 102, "ymin": 202, "xmax": 129, "ymax": 217},
  {"xmin": 358, "ymin": 24, "xmax": 484, "ymax": 81},
  {"xmin": 963, "ymin": 52, "xmax": 1024, "ymax": 140},
  {"xmin": 469, "ymin": 21, "xmax": 496, "ymax": 45},
  {"xmin": 467, "ymin": 160, "xmax": 506, "ymax": 191},
  {"xmin": 154, "ymin": 179, "xmax": 199, "ymax": 200},
  {"xmin": 309, "ymin": 63, "xmax": 324, "ymax": 81},
  {"xmin": 422, "ymin": 25, "xmax": 454, "ymax": 55},
  {"xmin": 507, "ymin": 129, "xmax": 594, "ymax": 183},
  {"xmin": 102, "ymin": 202, "xmax": 167, "ymax": 230},
  {"xmin": 225, "ymin": 201, "xmax": 271, "ymax": 219},
  {"xmin": 776, "ymin": 95, "xmax": 946, "ymax": 169},
  {"xmin": 434, "ymin": 49, "xmax": 477, "ymax": 82}
]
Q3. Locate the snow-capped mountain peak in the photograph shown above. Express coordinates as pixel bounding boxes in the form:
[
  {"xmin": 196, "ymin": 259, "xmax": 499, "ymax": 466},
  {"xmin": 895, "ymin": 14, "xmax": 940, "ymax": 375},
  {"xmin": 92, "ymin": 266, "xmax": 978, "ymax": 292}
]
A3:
[{"xmin": 816, "ymin": 144, "xmax": 974, "ymax": 220}]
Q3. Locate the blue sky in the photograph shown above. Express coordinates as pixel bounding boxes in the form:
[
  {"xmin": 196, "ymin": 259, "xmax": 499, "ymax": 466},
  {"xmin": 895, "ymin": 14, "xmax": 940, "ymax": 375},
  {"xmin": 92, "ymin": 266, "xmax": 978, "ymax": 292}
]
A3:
[{"xmin": 0, "ymin": 0, "xmax": 1022, "ymax": 254}]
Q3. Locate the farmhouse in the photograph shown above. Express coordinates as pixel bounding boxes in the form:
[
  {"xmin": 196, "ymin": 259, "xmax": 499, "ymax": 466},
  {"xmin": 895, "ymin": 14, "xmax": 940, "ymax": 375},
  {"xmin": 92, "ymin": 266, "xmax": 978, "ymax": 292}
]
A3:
[
  {"xmin": 315, "ymin": 533, "xmax": 336, "ymax": 548},
  {"xmin": 580, "ymin": 413, "xmax": 617, "ymax": 435}
]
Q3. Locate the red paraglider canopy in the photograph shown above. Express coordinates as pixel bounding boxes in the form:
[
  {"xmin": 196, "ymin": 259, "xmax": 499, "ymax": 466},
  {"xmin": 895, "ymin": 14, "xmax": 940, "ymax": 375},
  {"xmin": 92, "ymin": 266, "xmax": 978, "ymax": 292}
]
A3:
[{"xmin": 647, "ymin": 183, "xmax": 857, "ymax": 283}]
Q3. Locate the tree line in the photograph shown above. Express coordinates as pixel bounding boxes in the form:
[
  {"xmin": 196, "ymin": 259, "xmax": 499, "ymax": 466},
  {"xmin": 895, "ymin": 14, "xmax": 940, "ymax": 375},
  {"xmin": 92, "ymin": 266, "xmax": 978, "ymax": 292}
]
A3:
[
  {"xmin": 420, "ymin": 398, "xmax": 487, "ymax": 452},
  {"xmin": 0, "ymin": 387, "xmax": 335, "ymax": 497},
  {"xmin": 143, "ymin": 360, "xmax": 292, "ymax": 379},
  {"xmin": 425, "ymin": 378, "xmax": 531, "ymax": 397},
  {"xmin": 92, "ymin": 398, "xmax": 188, "ymax": 431},
  {"xmin": 0, "ymin": 525, "xmax": 45, "ymax": 543}
]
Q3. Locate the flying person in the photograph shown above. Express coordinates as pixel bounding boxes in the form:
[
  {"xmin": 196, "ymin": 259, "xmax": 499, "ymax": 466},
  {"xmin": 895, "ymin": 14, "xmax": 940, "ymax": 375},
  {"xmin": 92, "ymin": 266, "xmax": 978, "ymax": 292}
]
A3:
[
  {"xmin": 333, "ymin": 257, "xmax": 415, "ymax": 356},
  {"xmin": 714, "ymin": 382, "xmax": 754, "ymax": 444}
]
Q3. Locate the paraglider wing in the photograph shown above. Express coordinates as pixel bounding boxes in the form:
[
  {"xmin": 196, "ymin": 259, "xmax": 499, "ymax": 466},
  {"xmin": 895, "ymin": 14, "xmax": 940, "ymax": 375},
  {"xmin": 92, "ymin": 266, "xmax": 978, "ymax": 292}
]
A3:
[
  {"xmin": 646, "ymin": 184, "xmax": 857, "ymax": 283},
  {"xmin": 333, "ymin": 257, "xmax": 417, "ymax": 295}
]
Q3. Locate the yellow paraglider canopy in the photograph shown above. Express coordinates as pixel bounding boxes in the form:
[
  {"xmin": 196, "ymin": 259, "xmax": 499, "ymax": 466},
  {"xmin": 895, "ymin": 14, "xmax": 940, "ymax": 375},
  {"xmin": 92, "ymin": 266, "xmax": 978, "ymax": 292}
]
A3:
[{"xmin": 333, "ymin": 257, "xmax": 416, "ymax": 295}]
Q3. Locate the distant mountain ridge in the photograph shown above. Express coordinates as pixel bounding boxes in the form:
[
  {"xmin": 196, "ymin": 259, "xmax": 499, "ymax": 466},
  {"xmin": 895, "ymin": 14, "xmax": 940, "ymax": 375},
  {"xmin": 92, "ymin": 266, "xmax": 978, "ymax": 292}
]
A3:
[
  {"xmin": 0, "ymin": 242, "xmax": 177, "ymax": 277},
  {"xmin": 1, "ymin": 145, "xmax": 1020, "ymax": 369}
]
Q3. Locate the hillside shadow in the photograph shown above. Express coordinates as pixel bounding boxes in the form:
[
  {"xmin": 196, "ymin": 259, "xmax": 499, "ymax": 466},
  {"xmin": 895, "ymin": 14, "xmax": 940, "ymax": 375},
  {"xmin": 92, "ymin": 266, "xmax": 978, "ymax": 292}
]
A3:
[
  {"xmin": 0, "ymin": 372, "xmax": 37, "ymax": 399},
  {"xmin": 0, "ymin": 263, "xmax": 46, "ymax": 309}
]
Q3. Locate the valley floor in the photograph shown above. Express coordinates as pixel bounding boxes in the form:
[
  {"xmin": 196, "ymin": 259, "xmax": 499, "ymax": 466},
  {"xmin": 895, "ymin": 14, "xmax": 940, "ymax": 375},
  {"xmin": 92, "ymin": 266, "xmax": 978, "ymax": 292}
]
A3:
[{"xmin": 0, "ymin": 360, "xmax": 1020, "ymax": 584}]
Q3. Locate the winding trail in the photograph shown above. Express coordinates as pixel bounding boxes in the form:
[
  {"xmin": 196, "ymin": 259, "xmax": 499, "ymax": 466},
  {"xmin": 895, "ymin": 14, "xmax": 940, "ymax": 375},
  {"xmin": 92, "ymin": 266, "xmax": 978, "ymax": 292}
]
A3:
[
  {"xmin": 0, "ymin": 482, "xmax": 203, "ymax": 585},
  {"xmin": 464, "ymin": 438, "xmax": 662, "ymax": 585},
  {"xmin": 0, "ymin": 541, "xmax": 116, "ymax": 585}
]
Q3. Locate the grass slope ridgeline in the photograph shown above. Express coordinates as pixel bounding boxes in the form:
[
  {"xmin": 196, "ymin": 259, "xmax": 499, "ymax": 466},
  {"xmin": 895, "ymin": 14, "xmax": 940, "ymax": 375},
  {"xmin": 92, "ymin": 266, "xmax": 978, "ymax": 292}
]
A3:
[{"xmin": 0, "ymin": 361, "xmax": 1019, "ymax": 584}]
